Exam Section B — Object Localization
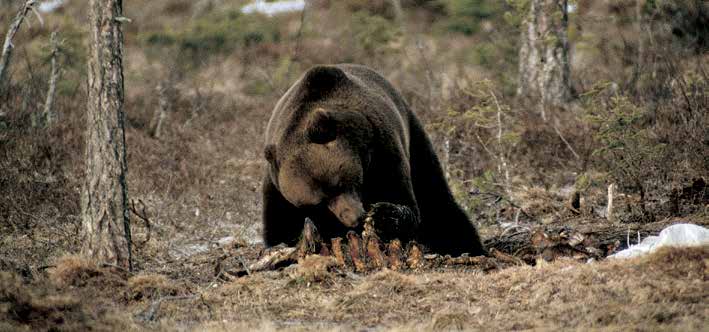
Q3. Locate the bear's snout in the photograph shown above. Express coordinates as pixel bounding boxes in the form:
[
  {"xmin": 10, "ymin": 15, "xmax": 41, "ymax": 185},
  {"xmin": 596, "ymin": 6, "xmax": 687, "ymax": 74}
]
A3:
[{"xmin": 328, "ymin": 193, "xmax": 365, "ymax": 228}]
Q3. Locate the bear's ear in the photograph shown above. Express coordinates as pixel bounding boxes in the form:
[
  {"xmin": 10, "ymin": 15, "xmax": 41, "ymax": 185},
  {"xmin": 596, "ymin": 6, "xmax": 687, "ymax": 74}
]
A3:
[
  {"xmin": 264, "ymin": 144, "xmax": 277, "ymax": 164},
  {"xmin": 306, "ymin": 108, "xmax": 337, "ymax": 144},
  {"xmin": 299, "ymin": 66, "xmax": 348, "ymax": 103}
]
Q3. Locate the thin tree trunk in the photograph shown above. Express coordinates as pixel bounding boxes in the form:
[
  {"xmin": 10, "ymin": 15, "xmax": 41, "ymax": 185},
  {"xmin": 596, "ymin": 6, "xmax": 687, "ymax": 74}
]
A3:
[
  {"xmin": 0, "ymin": 0, "xmax": 37, "ymax": 94},
  {"xmin": 81, "ymin": 0, "xmax": 132, "ymax": 270},
  {"xmin": 151, "ymin": 81, "xmax": 170, "ymax": 138},
  {"xmin": 43, "ymin": 31, "xmax": 60, "ymax": 125},
  {"xmin": 517, "ymin": 0, "xmax": 571, "ymax": 113}
]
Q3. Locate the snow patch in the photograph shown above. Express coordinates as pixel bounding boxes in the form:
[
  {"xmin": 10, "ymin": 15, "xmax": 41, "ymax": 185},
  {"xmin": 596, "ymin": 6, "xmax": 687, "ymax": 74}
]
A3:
[
  {"xmin": 609, "ymin": 223, "xmax": 709, "ymax": 259},
  {"xmin": 39, "ymin": 0, "xmax": 65, "ymax": 13},
  {"xmin": 241, "ymin": 0, "xmax": 305, "ymax": 16}
]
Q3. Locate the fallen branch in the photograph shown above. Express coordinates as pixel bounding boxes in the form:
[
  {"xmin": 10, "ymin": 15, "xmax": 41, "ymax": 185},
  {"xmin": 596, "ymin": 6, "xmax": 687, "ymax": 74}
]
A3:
[{"xmin": 485, "ymin": 218, "xmax": 709, "ymax": 259}]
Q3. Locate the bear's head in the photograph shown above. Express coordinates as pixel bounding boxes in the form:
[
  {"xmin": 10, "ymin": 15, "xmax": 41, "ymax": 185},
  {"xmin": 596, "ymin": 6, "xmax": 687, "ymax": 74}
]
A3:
[{"xmin": 265, "ymin": 106, "xmax": 373, "ymax": 228}]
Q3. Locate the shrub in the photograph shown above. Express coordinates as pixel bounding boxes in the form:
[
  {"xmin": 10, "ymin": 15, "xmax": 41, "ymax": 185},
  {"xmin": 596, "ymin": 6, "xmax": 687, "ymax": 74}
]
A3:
[
  {"xmin": 584, "ymin": 67, "xmax": 708, "ymax": 220},
  {"xmin": 139, "ymin": 10, "xmax": 281, "ymax": 66},
  {"xmin": 349, "ymin": 11, "xmax": 403, "ymax": 58},
  {"xmin": 437, "ymin": 0, "xmax": 508, "ymax": 35}
]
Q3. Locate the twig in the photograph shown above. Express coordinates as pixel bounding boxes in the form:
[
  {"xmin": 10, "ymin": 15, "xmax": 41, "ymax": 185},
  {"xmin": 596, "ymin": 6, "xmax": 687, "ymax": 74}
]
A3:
[
  {"xmin": 238, "ymin": 255, "xmax": 251, "ymax": 276},
  {"xmin": 474, "ymin": 132, "xmax": 496, "ymax": 159},
  {"xmin": 130, "ymin": 199, "xmax": 152, "ymax": 245},
  {"xmin": 489, "ymin": 88, "xmax": 511, "ymax": 194},
  {"xmin": 552, "ymin": 118, "xmax": 580, "ymax": 160},
  {"xmin": 0, "ymin": 0, "xmax": 37, "ymax": 94},
  {"xmin": 30, "ymin": 4, "xmax": 44, "ymax": 26},
  {"xmin": 100, "ymin": 262, "xmax": 130, "ymax": 273}
]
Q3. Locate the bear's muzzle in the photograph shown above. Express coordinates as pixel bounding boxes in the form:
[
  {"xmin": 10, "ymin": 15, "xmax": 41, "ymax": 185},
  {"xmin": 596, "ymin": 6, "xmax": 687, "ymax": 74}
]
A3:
[{"xmin": 328, "ymin": 192, "xmax": 365, "ymax": 228}]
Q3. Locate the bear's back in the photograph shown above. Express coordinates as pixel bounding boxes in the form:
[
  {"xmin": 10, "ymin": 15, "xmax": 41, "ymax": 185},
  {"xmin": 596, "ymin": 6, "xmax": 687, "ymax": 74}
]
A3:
[{"xmin": 266, "ymin": 64, "xmax": 412, "ymax": 146}]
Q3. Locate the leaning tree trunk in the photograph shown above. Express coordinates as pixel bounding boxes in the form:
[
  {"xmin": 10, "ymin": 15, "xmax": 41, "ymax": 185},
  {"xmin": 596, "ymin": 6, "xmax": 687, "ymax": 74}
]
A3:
[
  {"xmin": 0, "ymin": 0, "xmax": 36, "ymax": 95},
  {"xmin": 81, "ymin": 0, "xmax": 132, "ymax": 270},
  {"xmin": 517, "ymin": 0, "xmax": 571, "ymax": 114}
]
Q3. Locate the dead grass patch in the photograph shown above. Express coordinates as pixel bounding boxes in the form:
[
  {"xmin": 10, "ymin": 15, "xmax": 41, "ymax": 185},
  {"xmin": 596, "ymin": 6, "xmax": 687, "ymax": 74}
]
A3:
[
  {"xmin": 0, "ymin": 272, "xmax": 135, "ymax": 331},
  {"xmin": 127, "ymin": 274, "xmax": 190, "ymax": 302},
  {"xmin": 2, "ymin": 245, "xmax": 706, "ymax": 331},
  {"xmin": 48, "ymin": 255, "xmax": 127, "ymax": 289},
  {"xmin": 194, "ymin": 246, "xmax": 708, "ymax": 331},
  {"xmin": 290, "ymin": 255, "xmax": 338, "ymax": 284}
]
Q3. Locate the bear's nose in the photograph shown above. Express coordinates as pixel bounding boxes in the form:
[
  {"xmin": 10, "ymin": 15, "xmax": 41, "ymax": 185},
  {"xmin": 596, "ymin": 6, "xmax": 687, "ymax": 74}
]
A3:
[{"xmin": 328, "ymin": 193, "xmax": 365, "ymax": 228}]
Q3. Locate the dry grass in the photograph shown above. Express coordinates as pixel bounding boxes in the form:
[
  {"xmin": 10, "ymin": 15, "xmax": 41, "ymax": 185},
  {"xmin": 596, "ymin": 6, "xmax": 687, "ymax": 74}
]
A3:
[
  {"xmin": 127, "ymin": 274, "xmax": 190, "ymax": 302},
  {"xmin": 1, "ymin": 243, "xmax": 707, "ymax": 331},
  {"xmin": 194, "ymin": 246, "xmax": 707, "ymax": 330},
  {"xmin": 48, "ymin": 256, "xmax": 117, "ymax": 287},
  {"xmin": 0, "ymin": 271, "xmax": 135, "ymax": 332}
]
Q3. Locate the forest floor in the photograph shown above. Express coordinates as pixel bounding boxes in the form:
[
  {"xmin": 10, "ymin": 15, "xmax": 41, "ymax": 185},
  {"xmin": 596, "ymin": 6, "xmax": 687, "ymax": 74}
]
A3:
[{"xmin": 2, "ymin": 214, "xmax": 707, "ymax": 331}]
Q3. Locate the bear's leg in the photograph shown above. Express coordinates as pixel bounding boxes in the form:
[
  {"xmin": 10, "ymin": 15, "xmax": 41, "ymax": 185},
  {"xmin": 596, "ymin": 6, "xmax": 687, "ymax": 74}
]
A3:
[
  {"xmin": 407, "ymin": 116, "xmax": 487, "ymax": 256},
  {"xmin": 262, "ymin": 173, "xmax": 306, "ymax": 247},
  {"xmin": 364, "ymin": 202, "xmax": 418, "ymax": 243},
  {"xmin": 363, "ymin": 169, "xmax": 422, "ymax": 244}
]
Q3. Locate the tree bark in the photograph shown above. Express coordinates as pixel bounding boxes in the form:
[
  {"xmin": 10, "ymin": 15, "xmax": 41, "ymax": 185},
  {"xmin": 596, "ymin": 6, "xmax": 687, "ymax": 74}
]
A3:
[
  {"xmin": 81, "ymin": 0, "xmax": 132, "ymax": 270},
  {"xmin": 517, "ymin": 0, "xmax": 542, "ymax": 101},
  {"xmin": 517, "ymin": 0, "xmax": 571, "ymax": 112}
]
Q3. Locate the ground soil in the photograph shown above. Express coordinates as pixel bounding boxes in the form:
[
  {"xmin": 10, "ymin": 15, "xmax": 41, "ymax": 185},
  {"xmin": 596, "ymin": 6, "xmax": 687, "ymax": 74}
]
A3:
[{"xmin": 1, "ymin": 218, "xmax": 707, "ymax": 331}]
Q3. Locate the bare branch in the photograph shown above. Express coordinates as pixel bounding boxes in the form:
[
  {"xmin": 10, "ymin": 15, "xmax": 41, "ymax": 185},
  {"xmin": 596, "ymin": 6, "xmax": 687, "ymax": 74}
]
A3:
[
  {"xmin": 130, "ymin": 199, "xmax": 152, "ymax": 245},
  {"xmin": 552, "ymin": 118, "xmax": 580, "ymax": 160}
]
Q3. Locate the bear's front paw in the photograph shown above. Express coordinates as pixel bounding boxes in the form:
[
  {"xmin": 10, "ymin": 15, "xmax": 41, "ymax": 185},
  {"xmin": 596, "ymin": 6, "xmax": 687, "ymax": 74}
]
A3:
[{"xmin": 363, "ymin": 202, "xmax": 417, "ymax": 242}]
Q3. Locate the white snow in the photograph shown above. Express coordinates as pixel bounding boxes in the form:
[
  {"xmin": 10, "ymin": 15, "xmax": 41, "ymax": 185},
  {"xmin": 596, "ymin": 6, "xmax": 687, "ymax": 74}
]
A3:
[
  {"xmin": 609, "ymin": 223, "xmax": 709, "ymax": 259},
  {"xmin": 241, "ymin": 0, "xmax": 305, "ymax": 16},
  {"xmin": 39, "ymin": 0, "xmax": 65, "ymax": 13}
]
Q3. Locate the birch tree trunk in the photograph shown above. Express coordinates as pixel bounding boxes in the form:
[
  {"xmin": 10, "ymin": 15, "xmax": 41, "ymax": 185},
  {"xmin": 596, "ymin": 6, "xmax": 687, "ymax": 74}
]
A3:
[
  {"xmin": 517, "ymin": 0, "xmax": 571, "ymax": 112},
  {"xmin": 81, "ymin": 0, "xmax": 132, "ymax": 270},
  {"xmin": 43, "ymin": 31, "xmax": 60, "ymax": 125},
  {"xmin": 517, "ymin": 0, "xmax": 542, "ymax": 101},
  {"xmin": 0, "ymin": 0, "xmax": 37, "ymax": 95}
]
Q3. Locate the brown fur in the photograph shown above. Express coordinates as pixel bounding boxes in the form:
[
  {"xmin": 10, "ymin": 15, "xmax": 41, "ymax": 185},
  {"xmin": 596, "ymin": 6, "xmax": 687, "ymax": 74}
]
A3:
[{"xmin": 262, "ymin": 64, "xmax": 485, "ymax": 255}]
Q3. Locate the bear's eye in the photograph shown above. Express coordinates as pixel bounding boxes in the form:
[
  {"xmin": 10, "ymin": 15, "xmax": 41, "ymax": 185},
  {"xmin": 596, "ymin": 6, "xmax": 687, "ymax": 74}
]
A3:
[{"xmin": 307, "ymin": 108, "xmax": 337, "ymax": 144}]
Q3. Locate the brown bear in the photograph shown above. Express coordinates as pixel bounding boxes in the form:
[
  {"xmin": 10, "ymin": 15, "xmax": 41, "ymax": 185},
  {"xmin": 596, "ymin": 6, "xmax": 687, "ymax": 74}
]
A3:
[{"xmin": 262, "ymin": 64, "xmax": 485, "ymax": 256}]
